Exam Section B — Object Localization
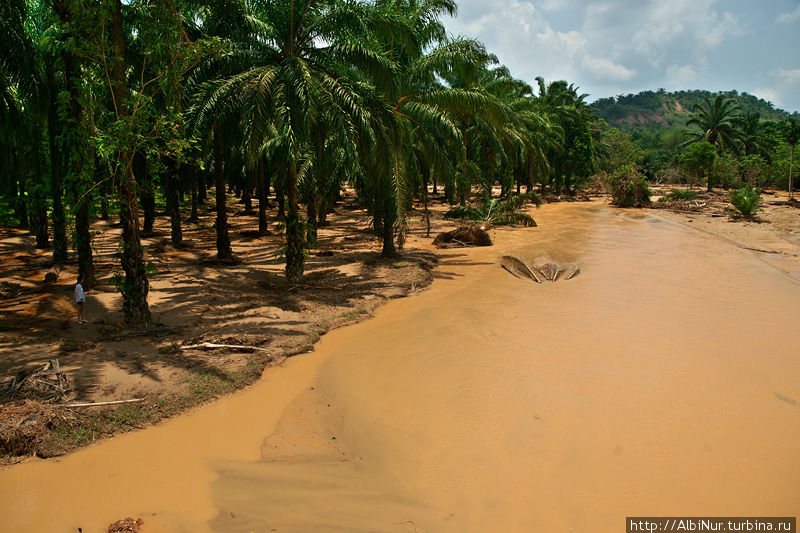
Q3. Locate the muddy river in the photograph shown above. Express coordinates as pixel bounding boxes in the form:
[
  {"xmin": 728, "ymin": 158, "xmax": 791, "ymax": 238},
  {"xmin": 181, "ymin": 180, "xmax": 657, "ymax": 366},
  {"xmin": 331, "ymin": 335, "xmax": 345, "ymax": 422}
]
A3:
[{"xmin": 1, "ymin": 204, "xmax": 798, "ymax": 532}]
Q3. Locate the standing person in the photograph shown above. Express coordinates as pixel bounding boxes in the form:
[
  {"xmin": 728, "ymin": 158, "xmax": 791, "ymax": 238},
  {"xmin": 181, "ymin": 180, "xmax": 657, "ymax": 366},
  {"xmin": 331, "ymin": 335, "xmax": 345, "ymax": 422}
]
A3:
[{"xmin": 75, "ymin": 275, "xmax": 86, "ymax": 324}]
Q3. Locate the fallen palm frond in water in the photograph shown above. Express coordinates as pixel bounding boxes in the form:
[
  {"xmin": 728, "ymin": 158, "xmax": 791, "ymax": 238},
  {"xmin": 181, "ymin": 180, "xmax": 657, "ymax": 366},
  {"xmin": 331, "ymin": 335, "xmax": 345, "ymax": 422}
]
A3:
[
  {"xmin": 535, "ymin": 262, "xmax": 563, "ymax": 282},
  {"xmin": 498, "ymin": 255, "xmax": 541, "ymax": 282},
  {"xmin": 564, "ymin": 262, "xmax": 581, "ymax": 280},
  {"xmin": 499, "ymin": 257, "xmax": 580, "ymax": 283}
]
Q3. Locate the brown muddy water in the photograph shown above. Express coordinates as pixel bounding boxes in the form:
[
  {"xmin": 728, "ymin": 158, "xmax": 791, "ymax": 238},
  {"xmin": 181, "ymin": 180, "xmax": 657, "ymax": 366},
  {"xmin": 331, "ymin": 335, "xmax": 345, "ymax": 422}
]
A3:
[{"xmin": 1, "ymin": 204, "xmax": 799, "ymax": 532}]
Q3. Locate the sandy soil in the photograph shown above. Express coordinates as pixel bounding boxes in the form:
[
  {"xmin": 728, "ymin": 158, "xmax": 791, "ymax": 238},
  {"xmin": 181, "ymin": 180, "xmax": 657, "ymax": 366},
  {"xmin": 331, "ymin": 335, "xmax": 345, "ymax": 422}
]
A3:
[
  {"xmin": 0, "ymin": 190, "xmax": 452, "ymax": 461},
  {"xmin": 649, "ymin": 188, "xmax": 800, "ymax": 280}
]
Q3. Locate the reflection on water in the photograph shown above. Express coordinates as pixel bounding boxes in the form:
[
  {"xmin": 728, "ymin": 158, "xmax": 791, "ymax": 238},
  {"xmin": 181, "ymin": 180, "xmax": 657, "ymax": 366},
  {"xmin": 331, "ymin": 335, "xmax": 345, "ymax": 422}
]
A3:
[{"xmin": 1, "ymin": 204, "xmax": 799, "ymax": 532}]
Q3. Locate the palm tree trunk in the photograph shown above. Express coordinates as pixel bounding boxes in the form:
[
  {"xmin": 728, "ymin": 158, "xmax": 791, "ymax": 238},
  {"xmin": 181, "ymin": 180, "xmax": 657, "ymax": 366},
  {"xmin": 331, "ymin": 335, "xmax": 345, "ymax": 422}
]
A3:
[
  {"xmin": 74, "ymin": 198, "xmax": 94, "ymax": 289},
  {"xmin": 10, "ymin": 150, "xmax": 28, "ymax": 229},
  {"xmin": 423, "ymin": 169, "xmax": 431, "ymax": 238},
  {"xmin": 28, "ymin": 140, "xmax": 49, "ymax": 249},
  {"xmin": 276, "ymin": 171, "xmax": 286, "ymax": 220},
  {"xmin": 381, "ymin": 211, "xmax": 396, "ymax": 257},
  {"xmin": 241, "ymin": 186, "xmax": 253, "ymax": 213},
  {"xmin": 61, "ymin": 41, "xmax": 92, "ymax": 279},
  {"xmin": 790, "ymin": 144, "xmax": 795, "ymax": 200},
  {"xmin": 256, "ymin": 159, "xmax": 268, "ymax": 235},
  {"xmin": 214, "ymin": 131, "xmax": 232, "ymax": 261},
  {"xmin": 187, "ymin": 164, "xmax": 199, "ymax": 223},
  {"xmin": 306, "ymin": 190, "xmax": 318, "ymax": 246},
  {"xmin": 141, "ymin": 194, "xmax": 155, "ymax": 235},
  {"xmin": 165, "ymin": 171, "xmax": 182, "ymax": 246},
  {"xmin": 197, "ymin": 174, "xmax": 207, "ymax": 204},
  {"xmin": 285, "ymin": 162, "xmax": 303, "ymax": 282},
  {"xmin": 110, "ymin": 0, "xmax": 150, "ymax": 326},
  {"xmin": 48, "ymin": 96, "xmax": 68, "ymax": 265}
]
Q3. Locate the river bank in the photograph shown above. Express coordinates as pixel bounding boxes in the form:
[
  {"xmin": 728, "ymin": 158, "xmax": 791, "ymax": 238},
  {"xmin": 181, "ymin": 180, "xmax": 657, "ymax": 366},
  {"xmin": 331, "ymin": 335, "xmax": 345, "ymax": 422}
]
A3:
[{"xmin": 0, "ymin": 191, "xmax": 445, "ymax": 463}]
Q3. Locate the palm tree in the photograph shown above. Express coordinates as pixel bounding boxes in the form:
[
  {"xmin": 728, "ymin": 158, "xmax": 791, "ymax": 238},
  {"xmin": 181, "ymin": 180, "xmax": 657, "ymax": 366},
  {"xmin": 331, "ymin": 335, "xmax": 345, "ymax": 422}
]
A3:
[
  {"xmin": 1, "ymin": 0, "xmax": 52, "ymax": 248},
  {"xmin": 533, "ymin": 77, "xmax": 594, "ymax": 193},
  {"xmin": 190, "ymin": 0, "xmax": 392, "ymax": 281},
  {"xmin": 785, "ymin": 118, "xmax": 800, "ymax": 199},
  {"xmin": 365, "ymin": 0, "xmax": 507, "ymax": 252},
  {"xmin": 685, "ymin": 95, "xmax": 741, "ymax": 154},
  {"xmin": 736, "ymin": 112, "xmax": 775, "ymax": 160}
]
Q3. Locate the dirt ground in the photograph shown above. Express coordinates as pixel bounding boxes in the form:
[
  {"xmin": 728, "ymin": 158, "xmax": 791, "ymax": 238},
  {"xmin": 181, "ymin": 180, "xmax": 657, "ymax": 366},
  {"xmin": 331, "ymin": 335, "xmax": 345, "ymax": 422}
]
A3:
[
  {"xmin": 0, "ymin": 190, "xmax": 453, "ymax": 462},
  {"xmin": 649, "ymin": 187, "xmax": 800, "ymax": 281}
]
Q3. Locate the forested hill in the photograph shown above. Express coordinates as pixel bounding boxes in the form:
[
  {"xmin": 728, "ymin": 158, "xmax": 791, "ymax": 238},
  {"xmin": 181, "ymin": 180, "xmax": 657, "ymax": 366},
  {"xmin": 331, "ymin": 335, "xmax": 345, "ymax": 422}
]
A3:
[{"xmin": 590, "ymin": 89, "xmax": 794, "ymax": 131}]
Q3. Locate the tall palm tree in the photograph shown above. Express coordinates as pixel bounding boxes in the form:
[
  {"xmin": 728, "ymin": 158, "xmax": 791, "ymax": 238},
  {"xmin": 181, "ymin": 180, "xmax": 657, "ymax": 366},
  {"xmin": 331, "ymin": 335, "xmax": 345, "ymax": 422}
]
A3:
[
  {"xmin": 685, "ymin": 95, "xmax": 741, "ymax": 154},
  {"xmin": 736, "ymin": 112, "xmax": 774, "ymax": 160},
  {"xmin": 366, "ymin": 0, "xmax": 505, "ymax": 251},
  {"xmin": 533, "ymin": 77, "xmax": 594, "ymax": 193},
  {"xmin": 785, "ymin": 118, "xmax": 800, "ymax": 199}
]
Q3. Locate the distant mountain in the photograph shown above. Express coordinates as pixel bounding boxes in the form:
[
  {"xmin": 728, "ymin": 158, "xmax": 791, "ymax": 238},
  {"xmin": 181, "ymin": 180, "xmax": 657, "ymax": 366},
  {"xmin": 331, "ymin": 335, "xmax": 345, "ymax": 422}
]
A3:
[{"xmin": 589, "ymin": 89, "xmax": 796, "ymax": 131}]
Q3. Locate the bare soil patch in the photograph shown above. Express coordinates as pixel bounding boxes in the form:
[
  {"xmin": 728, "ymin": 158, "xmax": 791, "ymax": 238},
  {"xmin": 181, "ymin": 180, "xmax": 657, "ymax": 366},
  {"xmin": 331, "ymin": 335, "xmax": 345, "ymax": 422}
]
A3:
[{"xmin": 648, "ymin": 188, "xmax": 800, "ymax": 280}]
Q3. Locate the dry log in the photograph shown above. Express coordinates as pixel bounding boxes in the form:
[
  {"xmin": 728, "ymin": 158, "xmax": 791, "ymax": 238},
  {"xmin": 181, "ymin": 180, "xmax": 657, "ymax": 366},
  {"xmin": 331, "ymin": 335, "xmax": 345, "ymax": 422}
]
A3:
[
  {"xmin": 60, "ymin": 399, "xmax": 143, "ymax": 408},
  {"xmin": 179, "ymin": 342, "xmax": 270, "ymax": 353}
]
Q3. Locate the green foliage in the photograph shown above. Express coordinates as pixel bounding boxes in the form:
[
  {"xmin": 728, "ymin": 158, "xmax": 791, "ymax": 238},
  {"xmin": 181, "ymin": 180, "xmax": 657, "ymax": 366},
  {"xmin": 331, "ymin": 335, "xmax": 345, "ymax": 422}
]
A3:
[
  {"xmin": 681, "ymin": 142, "xmax": 716, "ymax": 183},
  {"xmin": 591, "ymin": 89, "xmax": 792, "ymax": 132},
  {"xmin": 730, "ymin": 186, "xmax": 761, "ymax": 217},
  {"xmin": 659, "ymin": 188, "xmax": 697, "ymax": 202},
  {"xmin": 444, "ymin": 191, "xmax": 541, "ymax": 226},
  {"xmin": 685, "ymin": 95, "xmax": 741, "ymax": 153},
  {"xmin": 607, "ymin": 165, "xmax": 651, "ymax": 207}
]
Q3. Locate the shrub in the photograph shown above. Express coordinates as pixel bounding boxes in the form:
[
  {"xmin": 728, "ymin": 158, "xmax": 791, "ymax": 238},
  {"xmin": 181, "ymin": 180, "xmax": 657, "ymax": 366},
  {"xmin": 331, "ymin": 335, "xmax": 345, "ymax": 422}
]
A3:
[
  {"xmin": 730, "ymin": 186, "xmax": 761, "ymax": 217},
  {"xmin": 607, "ymin": 165, "xmax": 651, "ymax": 207},
  {"xmin": 444, "ymin": 191, "xmax": 542, "ymax": 226}
]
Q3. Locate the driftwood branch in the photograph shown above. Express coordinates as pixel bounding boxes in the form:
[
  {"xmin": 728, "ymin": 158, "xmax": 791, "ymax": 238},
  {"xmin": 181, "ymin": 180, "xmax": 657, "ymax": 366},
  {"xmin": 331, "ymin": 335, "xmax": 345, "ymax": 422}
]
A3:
[
  {"xmin": 180, "ymin": 342, "xmax": 269, "ymax": 353},
  {"xmin": 60, "ymin": 399, "xmax": 143, "ymax": 408}
]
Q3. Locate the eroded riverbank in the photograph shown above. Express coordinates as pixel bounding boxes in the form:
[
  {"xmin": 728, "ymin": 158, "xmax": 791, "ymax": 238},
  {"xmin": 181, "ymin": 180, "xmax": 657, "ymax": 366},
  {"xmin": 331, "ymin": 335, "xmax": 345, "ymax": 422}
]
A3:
[{"xmin": 2, "ymin": 203, "xmax": 799, "ymax": 532}]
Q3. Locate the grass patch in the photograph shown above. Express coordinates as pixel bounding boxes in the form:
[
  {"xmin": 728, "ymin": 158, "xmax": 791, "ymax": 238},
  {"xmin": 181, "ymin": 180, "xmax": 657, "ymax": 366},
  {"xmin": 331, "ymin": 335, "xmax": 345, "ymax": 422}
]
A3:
[
  {"xmin": 108, "ymin": 405, "xmax": 147, "ymax": 430},
  {"xmin": 340, "ymin": 305, "xmax": 368, "ymax": 321}
]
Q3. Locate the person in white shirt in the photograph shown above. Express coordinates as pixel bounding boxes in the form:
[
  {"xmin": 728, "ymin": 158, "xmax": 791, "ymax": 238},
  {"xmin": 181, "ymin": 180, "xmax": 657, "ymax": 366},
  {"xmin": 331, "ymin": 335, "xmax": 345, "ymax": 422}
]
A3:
[{"xmin": 75, "ymin": 275, "xmax": 86, "ymax": 324}]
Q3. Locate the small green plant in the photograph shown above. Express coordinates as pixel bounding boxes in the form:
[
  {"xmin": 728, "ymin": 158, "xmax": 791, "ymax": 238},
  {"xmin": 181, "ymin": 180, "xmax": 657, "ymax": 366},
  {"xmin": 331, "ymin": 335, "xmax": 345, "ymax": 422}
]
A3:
[
  {"xmin": 607, "ymin": 165, "xmax": 651, "ymax": 207},
  {"xmin": 730, "ymin": 186, "xmax": 761, "ymax": 217},
  {"xmin": 444, "ymin": 191, "xmax": 542, "ymax": 226},
  {"xmin": 659, "ymin": 188, "xmax": 698, "ymax": 202}
]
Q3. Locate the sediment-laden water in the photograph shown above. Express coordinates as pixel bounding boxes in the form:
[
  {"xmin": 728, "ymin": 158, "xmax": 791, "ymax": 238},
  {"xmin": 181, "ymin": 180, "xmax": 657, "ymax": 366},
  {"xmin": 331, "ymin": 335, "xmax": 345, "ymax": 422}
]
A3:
[{"xmin": 2, "ymin": 204, "xmax": 798, "ymax": 532}]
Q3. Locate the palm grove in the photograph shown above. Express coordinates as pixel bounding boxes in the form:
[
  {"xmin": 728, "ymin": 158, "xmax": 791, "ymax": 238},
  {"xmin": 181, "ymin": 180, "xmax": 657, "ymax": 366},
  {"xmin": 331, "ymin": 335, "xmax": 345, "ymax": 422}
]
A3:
[{"xmin": 2, "ymin": 0, "xmax": 797, "ymax": 327}]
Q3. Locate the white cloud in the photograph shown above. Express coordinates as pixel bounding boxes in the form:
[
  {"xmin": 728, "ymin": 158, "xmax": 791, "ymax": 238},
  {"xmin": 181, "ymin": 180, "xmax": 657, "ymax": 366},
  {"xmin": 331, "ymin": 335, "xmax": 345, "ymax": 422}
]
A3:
[
  {"xmin": 776, "ymin": 5, "xmax": 800, "ymax": 23},
  {"xmin": 582, "ymin": 55, "xmax": 636, "ymax": 81},
  {"xmin": 665, "ymin": 64, "xmax": 698, "ymax": 86},
  {"xmin": 441, "ymin": 0, "xmax": 791, "ymax": 108},
  {"xmin": 753, "ymin": 68, "xmax": 800, "ymax": 111},
  {"xmin": 535, "ymin": 28, "xmax": 586, "ymax": 58},
  {"xmin": 775, "ymin": 68, "xmax": 800, "ymax": 84},
  {"xmin": 752, "ymin": 87, "xmax": 779, "ymax": 105}
]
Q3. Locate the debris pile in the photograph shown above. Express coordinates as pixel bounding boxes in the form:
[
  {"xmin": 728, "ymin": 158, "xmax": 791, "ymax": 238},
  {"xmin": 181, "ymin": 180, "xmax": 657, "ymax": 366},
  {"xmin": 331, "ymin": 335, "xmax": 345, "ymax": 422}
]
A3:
[
  {"xmin": 1, "ymin": 359, "xmax": 71, "ymax": 403},
  {"xmin": 433, "ymin": 226, "xmax": 492, "ymax": 248}
]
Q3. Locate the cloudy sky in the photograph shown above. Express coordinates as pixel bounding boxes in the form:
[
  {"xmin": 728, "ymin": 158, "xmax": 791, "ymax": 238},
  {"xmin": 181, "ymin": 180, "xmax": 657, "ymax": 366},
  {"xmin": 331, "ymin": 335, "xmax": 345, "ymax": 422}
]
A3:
[{"xmin": 441, "ymin": 0, "xmax": 800, "ymax": 112}]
